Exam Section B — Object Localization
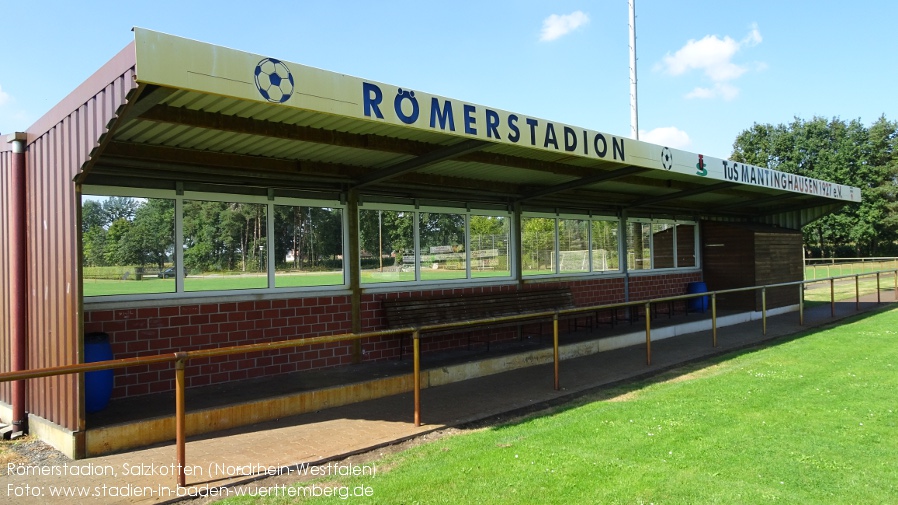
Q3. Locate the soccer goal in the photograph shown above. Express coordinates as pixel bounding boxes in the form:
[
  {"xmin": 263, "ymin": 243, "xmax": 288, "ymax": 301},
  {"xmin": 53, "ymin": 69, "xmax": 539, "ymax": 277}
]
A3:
[{"xmin": 554, "ymin": 250, "xmax": 590, "ymax": 272}]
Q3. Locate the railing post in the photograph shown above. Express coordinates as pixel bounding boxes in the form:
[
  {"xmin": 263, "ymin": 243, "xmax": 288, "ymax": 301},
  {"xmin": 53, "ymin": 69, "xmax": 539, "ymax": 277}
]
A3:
[
  {"xmin": 877, "ymin": 272, "xmax": 881, "ymax": 304},
  {"xmin": 761, "ymin": 287, "xmax": 767, "ymax": 336},
  {"xmin": 798, "ymin": 283, "xmax": 804, "ymax": 326},
  {"xmin": 830, "ymin": 278, "xmax": 835, "ymax": 317},
  {"xmin": 175, "ymin": 354, "xmax": 187, "ymax": 488},
  {"xmin": 413, "ymin": 330, "xmax": 421, "ymax": 427},
  {"xmin": 553, "ymin": 313, "xmax": 560, "ymax": 391},
  {"xmin": 855, "ymin": 275, "xmax": 860, "ymax": 311},
  {"xmin": 711, "ymin": 293, "xmax": 717, "ymax": 347},
  {"xmin": 644, "ymin": 302, "xmax": 652, "ymax": 365},
  {"xmin": 895, "ymin": 269, "xmax": 897, "ymax": 301}
]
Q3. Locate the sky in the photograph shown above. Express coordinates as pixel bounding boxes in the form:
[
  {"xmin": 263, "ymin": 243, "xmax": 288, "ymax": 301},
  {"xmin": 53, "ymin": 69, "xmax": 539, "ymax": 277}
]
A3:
[{"xmin": 1, "ymin": 0, "xmax": 896, "ymax": 160}]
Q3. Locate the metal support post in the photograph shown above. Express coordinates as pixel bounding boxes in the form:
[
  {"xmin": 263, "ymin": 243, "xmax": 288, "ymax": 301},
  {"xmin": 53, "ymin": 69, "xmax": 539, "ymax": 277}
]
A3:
[
  {"xmin": 644, "ymin": 302, "xmax": 652, "ymax": 365},
  {"xmin": 413, "ymin": 331, "xmax": 421, "ymax": 427},
  {"xmin": 175, "ymin": 356, "xmax": 187, "ymax": 488},
  {"xmin": 761, "ymin": 287, "xmax": 767, "ymax": 335}
]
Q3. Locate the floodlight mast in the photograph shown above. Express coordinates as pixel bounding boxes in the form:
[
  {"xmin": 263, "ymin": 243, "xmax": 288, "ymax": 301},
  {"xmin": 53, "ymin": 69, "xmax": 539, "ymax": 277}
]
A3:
[{"xmin": 629, "ymin": 0, "xmax": 639, "ymax": 140}]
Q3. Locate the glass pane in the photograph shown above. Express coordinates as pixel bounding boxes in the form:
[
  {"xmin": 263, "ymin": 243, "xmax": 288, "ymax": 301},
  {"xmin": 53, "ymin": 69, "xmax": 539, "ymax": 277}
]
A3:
[
  {"xmin": 558, "ymin": 219, "xmax": 589, "ymax": 273},
  {"xmin": 652, "ymin": 223, "xmax": 675, "ymax": 268},
  {"xmin": 82, "ymin": 196, "xmax": 175, "ymax": 296},
  {"xmin": 522, "ymin": 217, "xmax": 556, "ymax": 276},
  {"xmin": 274, "ymin": 206, "xmax": 344, "ymax": 288},
  {"xmin": 591, "ymin": 219, "xmax": 620, "ymax": 272},
  {"xmin": 419, "ymin": 212, "xmax": 466, "ymax": 281},
  {"xmin": 359, "ymin": 210, "xmax": 415, "ymax": 283},
  {"xmin": 627, "ymin": 222, "xmax": 651, "ymax": 270},
  {"xmin": 676, "ymin": 224, "xmax": 696, "ymax": 267},
  {"xmin": 182, "ymin": 200, "xmax": 268, "ymax": 291},
  {"xmin": 470, "ymin": 215, "xmax": 511, "ymax": 278}
]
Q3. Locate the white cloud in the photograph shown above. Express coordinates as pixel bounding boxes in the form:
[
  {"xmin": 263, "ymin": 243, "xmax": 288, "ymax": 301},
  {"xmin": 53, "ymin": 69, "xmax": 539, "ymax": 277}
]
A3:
[
  {"xmin": 656, "ymin": 24, "xmax": 763, "ymax": 100},
  {"xmin": 640, "ymin": 126, "xmax": 691, "ymax": 149},
  {"xmin": 686, "ymin": 82, "xmax": 739, "ymax": 101},
  {"xmin": 539, "ymin": 11, "xmax": 590, "ymax": 42},
  {"xmin": 0, "ymin": 85, "xmax": 10, "ymax": 107}
]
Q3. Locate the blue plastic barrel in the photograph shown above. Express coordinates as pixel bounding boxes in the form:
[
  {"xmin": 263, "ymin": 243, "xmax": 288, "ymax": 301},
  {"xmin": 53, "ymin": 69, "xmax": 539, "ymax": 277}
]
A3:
[
  {"xmin": 687, "ymin": 282, "xmax": 709, "ymax": 312},
  {"xmin": 84, "ymin": 332, "xmax": 114, "ymax": 413}
]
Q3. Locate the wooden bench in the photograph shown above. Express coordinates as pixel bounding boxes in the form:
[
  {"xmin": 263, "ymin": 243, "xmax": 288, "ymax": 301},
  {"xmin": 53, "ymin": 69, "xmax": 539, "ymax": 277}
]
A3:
[{"xmin": 382, "ymin": 287, "xmax": 582, "ymax": 359}]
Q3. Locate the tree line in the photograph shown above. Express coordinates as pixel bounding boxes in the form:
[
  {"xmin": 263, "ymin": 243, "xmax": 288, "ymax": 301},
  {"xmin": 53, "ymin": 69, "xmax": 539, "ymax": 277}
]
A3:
[{"xmin": 732, "ymin": 116, "xmax": 898, "ymax": 257}]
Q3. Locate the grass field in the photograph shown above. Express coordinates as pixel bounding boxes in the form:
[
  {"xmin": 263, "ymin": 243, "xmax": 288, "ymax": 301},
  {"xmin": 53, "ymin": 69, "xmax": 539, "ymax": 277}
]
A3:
[
  {"xmin": 83, "ymin": 269, "xmax": 517, "ymax": 296},
  {"xmin": 803, "ymin": 276, "xmax": 895, "ymax": 307},
  {"xmin": 805, "ymin": 260, "xmax": 898, "ymax": 280},
  {"xmin": 221, "ymin": 307, "xmax": 898, "ymax": 504}
]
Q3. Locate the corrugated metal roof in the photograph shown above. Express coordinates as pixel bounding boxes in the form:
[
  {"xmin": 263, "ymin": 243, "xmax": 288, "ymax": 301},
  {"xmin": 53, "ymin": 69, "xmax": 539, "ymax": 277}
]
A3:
[{"xmin": 75, "ymin": 30, "xmax": 859, "ymax": 230}]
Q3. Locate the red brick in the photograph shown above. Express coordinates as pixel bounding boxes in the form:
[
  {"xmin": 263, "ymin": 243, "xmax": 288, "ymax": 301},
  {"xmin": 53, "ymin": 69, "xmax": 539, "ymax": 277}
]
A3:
[
  {"xmin": 200, "ymin": 304, "xmax": 219, "ymax": 314},
  {"xmin": 180, "ymin": 305, "xmax": 200, "ymax": 315},
  {"xmin": 158, "ymin": 306, "xmax": 180, "ymax": 317}
]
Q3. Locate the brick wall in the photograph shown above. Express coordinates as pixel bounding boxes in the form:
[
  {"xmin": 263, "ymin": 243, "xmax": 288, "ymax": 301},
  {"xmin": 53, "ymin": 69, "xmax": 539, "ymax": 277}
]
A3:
[
  {"xmin": 84, "ymin": 271, "xmax": 701, "ymax": 400},
  {"xmin": 84, "ymin": 296, "xmax": 354, "ymax": 399}
]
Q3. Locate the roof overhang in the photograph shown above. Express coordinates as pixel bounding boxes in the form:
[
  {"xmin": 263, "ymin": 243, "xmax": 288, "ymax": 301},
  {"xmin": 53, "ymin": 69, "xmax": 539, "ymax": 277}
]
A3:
[{"xmin": 76, "ymin": 28, "xmax": 860, "ymax": 228}]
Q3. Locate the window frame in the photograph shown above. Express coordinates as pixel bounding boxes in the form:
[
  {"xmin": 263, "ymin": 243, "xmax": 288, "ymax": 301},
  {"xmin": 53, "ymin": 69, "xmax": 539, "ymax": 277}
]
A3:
[
  {"xmin": 81, "ymin": 186, "xmax": 349, "ymax": 302},
  {"xmin": 521, "ymin": 212, "xmax": 625, "ymax": 278},
  {"xmin": 626, "ymin": 217, "xmax": 700, "ymax": 273},
  {"xmin": 357, "ymin": 202, "xmax": 514, "ymax": 287}
]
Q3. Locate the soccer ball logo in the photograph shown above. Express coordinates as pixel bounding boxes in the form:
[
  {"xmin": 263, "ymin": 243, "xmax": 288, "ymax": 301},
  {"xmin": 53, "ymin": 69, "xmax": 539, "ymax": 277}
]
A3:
[
  {"xmin": 661, "ymin": 147, "xmax": 673, "ymax": 170},
  {"xmin": 254, "ymin": 58, "xmax": 295, "ymax": 103}
]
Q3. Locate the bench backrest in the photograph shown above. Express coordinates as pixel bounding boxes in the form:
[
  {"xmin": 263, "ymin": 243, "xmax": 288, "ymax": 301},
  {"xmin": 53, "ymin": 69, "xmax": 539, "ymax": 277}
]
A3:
[{"xmin": 382, "ymin": 288, "xmax": 575, "ymax": 329}]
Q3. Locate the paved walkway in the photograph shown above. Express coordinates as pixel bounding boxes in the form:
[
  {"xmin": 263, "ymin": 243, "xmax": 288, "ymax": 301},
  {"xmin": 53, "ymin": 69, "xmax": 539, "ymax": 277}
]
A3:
[{"xmin": 3, "ymin": 291, "xmax": 894, "ymax": 504}]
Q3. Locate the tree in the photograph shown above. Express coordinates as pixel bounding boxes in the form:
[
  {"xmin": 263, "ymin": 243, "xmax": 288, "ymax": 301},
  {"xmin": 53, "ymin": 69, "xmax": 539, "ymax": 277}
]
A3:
[
  {"xmin": 732, "ymin": 116, "xmax": 898, "ymax": 256},
  {"xmin": 126, "ymin": 199, "xmax": 174, "ymax": 269},
  {"xmin": 82, "ymin": 199, "xmax": 107, "ymax": 234},
  {"xmin": 101, "ymin": 196, "xmax": 139, "ymax": 223}
]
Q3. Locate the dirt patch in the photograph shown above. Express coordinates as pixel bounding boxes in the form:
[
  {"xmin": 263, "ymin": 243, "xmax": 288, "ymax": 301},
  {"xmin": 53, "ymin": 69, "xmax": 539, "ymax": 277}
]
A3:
[{"xmin": 0, "ymin": 436, "xmax": 71, "ymax": 475}]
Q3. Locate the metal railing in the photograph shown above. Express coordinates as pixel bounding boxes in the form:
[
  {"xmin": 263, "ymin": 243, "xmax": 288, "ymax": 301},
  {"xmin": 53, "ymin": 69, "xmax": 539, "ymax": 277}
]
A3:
[
  {"xmin": 1, "ymin": 269, "xmax": 897, "ymax": 487},
  {"xmin": 804, "ymin": 257, "xmax": 898, "ymax": 280}
]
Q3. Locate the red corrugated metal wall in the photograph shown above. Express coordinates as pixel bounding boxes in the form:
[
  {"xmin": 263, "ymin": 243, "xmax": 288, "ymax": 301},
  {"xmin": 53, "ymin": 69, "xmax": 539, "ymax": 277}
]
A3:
[
  {"xmin": 23, "ymin": 62, "xmax": 136, "ymax": 432},
  {"xmin": 0, "ymin": 148, "xmax": 12, "ymax": 404}
]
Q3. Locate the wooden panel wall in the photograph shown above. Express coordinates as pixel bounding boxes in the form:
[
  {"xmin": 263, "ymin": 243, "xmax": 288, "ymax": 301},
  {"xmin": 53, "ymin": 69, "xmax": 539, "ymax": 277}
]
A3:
[
  {"xmin": 755, "ymin": 231, "xmax": 802, "ymax": 309},
  {"xmin": 702, "ymin": 222, "xmax": 802, "ymax": 311},
  {"xmin": 701, "ymin": 221, "xmax": 756, "ymax": 310}
]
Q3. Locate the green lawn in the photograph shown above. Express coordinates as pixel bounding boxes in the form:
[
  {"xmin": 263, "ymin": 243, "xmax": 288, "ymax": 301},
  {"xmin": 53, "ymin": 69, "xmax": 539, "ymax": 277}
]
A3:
[{"xmin": 221, "ymin": 307, "xmax": 898, "ymax": 504}]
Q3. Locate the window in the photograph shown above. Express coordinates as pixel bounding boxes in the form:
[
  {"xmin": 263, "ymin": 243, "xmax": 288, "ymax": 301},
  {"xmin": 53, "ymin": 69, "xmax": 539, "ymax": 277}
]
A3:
[
  {"xmin": 651, "ymin": 223, "xmax": 675, "ymax": 269},
  {"xmin": 419, "ymin": 211, "xmax": 466, "ymax": 281},
  {"xmin": 626, "ymin": 219, "xmax": 698, "ymax": 271},
  {"xmin": 558, "ymin": 219, "xmax": 589, "ymax": 274},
  {"xmin": 358, "ymin": 209, "xmax": 416, "ymax": 284},
  {"xmin": 82, "ymin": 187, "xmax": 347, "ymax": 298},
  {"xmin": 182, "ymin": 200, "xmax": 268, "ymax": 292},
  {"xmin": 521, "ymin": 217, "xmax": 556, "ymax": 276},
  {"xmin": 590, "ymin": 219, "xmax": 619, "ymax": 272},
  {"xmin": 522, "ymin": 214, "xmax": 622, "ymax": 276},
  {"xmin": 676, "ymin": 223, "xmax": 697, "ymax": 267},
  {"xmin": 359, "ymin": 206, "xmax": 513, "ymax": 284},
  {"xmin": 81, "ymin": 195, "xmax": 175, "ymax": 297},
  {"xmin": 274, "ymin": 206, "xmax": 344, "ymax": 288},
  {"xmin": 470, "ymin": 215, "xmax": 510, "ymax": 278}
]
